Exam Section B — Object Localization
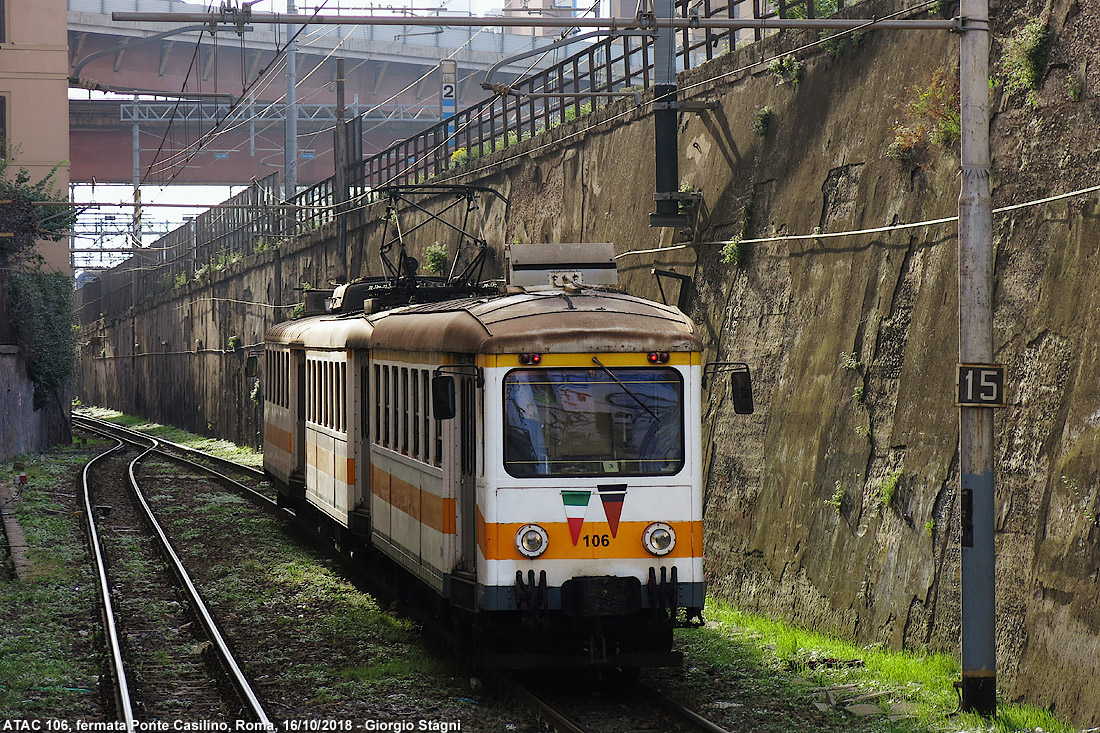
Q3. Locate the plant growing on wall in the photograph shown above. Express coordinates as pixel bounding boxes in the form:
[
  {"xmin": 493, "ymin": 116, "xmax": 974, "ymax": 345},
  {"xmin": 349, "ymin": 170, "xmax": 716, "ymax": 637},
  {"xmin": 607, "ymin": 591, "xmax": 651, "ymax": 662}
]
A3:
[
  {"xmin": 0, "ymin": 156, "xmax": 76, "ymax": 267},
  {"xmin": 1001, "ymin": 19, "xmax": 1053, "ymax": 103},
  {"xmin": 886, "ymin": 67, "xmax": 960, "ymax": 163},
  {"xmin": 769, "ymin": 55, "xmax": 803, "ymax": 87},
  {"xmin": 423, "ymin": 243, "xmax": 448, "ymax": 275},
  {"xmin": 753, "ymin": 106, "xmax": 773, "ymax": 137},
  {"xmin": 8, "ymin": 271, "xmax": 77, "ymax": 410}
]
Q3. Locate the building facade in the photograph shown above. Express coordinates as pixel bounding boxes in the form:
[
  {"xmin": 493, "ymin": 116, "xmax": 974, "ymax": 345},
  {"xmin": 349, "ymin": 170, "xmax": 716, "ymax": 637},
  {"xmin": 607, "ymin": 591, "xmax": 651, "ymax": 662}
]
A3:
[{"xmin": 0, "ymin": 0, "xmax": 71, "ymax": 273}]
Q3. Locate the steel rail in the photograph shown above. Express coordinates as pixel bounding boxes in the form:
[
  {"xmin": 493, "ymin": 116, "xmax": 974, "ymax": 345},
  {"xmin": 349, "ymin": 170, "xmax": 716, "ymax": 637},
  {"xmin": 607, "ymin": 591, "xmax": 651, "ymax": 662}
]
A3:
[
  {"xmin": 125, "ymin": 439, "xmax": 273, "ymax": 726},
  {"xmin": 73, "ymin": 417, "xmax": 274, "ymax": 725},
  {"xmin": 635, "ymin": 680, "xmax": 735, "ymax": 733},
  {"xmin": 505, "ymin": 681, "xmax": 590, "ymax": 733},
  {"xmin": 81, "ymin": 439, "xmax": 138, "ymax": 733},
  {"xmin": 73, "ymin": 413, "xmax": 267, "ymax": 483}
]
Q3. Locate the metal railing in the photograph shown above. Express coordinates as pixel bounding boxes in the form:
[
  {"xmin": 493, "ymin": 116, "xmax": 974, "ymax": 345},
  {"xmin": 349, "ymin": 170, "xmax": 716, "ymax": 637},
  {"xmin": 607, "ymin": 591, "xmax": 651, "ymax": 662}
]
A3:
[
  {"xmin": 344, "ymin": 0, "xmax": 841, "ymax": 188},
  {"xmin": 79, "ymin": 0, "xmax": 845, "ymax": 325}
]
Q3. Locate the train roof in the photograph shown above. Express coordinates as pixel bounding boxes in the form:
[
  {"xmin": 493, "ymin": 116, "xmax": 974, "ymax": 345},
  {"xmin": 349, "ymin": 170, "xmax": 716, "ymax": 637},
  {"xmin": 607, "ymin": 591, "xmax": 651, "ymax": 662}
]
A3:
[
  {"xmin": 266, "ymin": 288, "xmax": 701, "ymax": 354},
  {"xmin": 266, "ymin": 312, "xmax": 374, "ymax": 348}
]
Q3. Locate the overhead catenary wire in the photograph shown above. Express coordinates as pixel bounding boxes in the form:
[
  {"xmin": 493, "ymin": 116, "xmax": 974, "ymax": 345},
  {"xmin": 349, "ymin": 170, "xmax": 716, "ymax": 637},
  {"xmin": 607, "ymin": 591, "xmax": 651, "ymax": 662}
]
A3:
[{"xmin": 612, "ymin": 182, "xmax": 1100, "ymax": 260}]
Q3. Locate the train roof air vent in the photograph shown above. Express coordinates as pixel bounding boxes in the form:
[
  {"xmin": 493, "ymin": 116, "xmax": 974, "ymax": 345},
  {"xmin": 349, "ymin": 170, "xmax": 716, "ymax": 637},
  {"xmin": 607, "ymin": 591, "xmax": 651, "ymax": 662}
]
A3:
[{"xmin": 505, "ymin": 243, "xmax": 618, "ymax": 290}]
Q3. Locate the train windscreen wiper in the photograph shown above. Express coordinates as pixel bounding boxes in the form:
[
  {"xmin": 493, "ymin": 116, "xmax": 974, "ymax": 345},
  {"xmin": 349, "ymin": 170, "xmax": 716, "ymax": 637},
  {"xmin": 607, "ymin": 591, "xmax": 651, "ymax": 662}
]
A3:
[{"xmin": 591, "ymin": 357, "xmax": 658, "ymax": 420}]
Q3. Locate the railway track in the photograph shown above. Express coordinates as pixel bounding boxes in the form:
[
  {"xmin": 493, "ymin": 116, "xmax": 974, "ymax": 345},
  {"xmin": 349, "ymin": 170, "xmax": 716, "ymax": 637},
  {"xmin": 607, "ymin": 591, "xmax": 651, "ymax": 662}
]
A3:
[
  {"xmin": 74, "ymin": 413, "xmax": 732, "ymax": 731},
  {"xmin": 507, "ymin": 675, "xmax": 735, "ymax": 733},
  {"xmin": 78, "ymin": 422, "xmax": 273, "ymax": 728},
  {"xmin": 73, "ymin": 413, "xmax": 275, "ymax": 505}
]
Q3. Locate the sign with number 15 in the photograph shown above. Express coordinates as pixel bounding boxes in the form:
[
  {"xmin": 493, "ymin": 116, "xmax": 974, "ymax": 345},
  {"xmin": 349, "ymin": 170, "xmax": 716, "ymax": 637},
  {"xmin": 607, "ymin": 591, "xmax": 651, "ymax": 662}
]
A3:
[{"xmin": 956, "ymin": 363, "xmax": 1006, "ymax": 407}]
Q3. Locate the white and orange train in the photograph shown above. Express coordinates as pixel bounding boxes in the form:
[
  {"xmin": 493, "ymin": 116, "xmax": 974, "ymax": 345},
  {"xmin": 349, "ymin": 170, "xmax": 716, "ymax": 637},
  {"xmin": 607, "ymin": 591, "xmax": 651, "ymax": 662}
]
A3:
[{"xmin": 263, "ymin": 244, "xmax": 752, "ymax": 668}]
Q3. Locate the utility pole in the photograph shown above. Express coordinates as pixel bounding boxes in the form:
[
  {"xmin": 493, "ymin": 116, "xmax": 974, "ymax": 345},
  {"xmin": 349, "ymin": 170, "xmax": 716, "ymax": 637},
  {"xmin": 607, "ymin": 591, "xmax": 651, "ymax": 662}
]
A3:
[
  {"xmin": 957, "ymin": 0, "xmax": 998, "ymax": 716},
  {"xmin": 648, "ymin": 0, "xmax": 688, "ymax": 228},
  {"xmin": 132, "ymin": 92, "xmax": 141, "ymax": 251},
  {"xmin": 334, "ymin": 58, "xmax": 349, "ymax": 263},
  {"xmin": 284, "ymin": 0, "xmax": 298, "ymax": 201}
]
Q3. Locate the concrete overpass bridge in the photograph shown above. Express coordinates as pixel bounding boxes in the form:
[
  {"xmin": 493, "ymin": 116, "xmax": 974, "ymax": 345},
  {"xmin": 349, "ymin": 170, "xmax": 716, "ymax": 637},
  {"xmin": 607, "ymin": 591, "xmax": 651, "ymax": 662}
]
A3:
[{"xmin": 68, "ymin": 0, "xmax": 579, "ymax": 185}]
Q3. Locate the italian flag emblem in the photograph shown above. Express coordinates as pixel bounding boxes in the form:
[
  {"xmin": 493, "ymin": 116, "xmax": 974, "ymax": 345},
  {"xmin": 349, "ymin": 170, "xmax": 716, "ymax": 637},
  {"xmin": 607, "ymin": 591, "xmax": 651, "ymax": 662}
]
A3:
[{"xmin": 561, "ymin": 490, "xmax": 592, "ymax": 545}]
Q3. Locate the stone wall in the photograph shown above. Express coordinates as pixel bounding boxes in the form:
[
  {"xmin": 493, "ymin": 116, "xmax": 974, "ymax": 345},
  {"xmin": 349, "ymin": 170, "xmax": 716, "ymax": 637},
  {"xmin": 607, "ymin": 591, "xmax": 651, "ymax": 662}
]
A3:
[{"xmin": 77, "ymin": 0, "xmax": 1100, "ymax": 722}]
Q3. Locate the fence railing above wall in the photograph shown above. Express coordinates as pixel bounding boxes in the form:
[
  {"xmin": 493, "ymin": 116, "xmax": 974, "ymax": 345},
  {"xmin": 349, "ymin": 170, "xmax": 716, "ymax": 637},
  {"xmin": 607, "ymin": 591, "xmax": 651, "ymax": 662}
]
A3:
[
  {"xmin": 79, "ymin": 0, "xmax": 844, "ymax": 327},
  {"xmin": 342, "ymin": 0, "xmax": 841, "ymax": 189},
  {"xmin": 79, "ymin": 173, "xmax": 283, "ymax": 326}
]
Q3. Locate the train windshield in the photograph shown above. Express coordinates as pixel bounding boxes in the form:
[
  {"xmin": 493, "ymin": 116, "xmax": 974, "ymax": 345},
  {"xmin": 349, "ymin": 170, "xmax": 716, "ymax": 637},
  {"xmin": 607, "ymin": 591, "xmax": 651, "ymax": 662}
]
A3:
[{"xmin": 503, "ymin": 367, "xmax": 684, "ymax": 477}]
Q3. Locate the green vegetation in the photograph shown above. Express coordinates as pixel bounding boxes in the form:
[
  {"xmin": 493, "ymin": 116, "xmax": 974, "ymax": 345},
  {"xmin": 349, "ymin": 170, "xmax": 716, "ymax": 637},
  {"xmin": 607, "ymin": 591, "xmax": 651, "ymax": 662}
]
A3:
[
  {"xmin": 1065, "ymin": 73, "xmax": 1082, "ymax": 102},
  {"xmin": 1001, "ymin": 19, "xmax": 1053, "ymax": 103},
  {"xmin": 0, "ymin": 156, "xmax": 76, "ymax": 267},
  {"xmin": 879, "ymin": 470, "xmax": 902, "ymax": 512},
  {"xmin": 227, "ymin": 335, "xmax": 241, "ymax": 351},
  {"xmin": 0, "ymin": 442, "xmax": 105, "ymax": 718},
  {"xmin": 887, "ymin": 68, "xmax": 961, "ymax": 162},
  {"xmin": 423, "ymin": 242, "xmax": 448, "ymax": 275},
  {"xmin": 77, "ymin": 406, "xmax": 264, "ymax": 467},
  {"xmin": 753, "ymin": 106, "xmax": 774, "ymax": 137},
  {"xmin": 853, "ymin": 385, "xmax": 865, "ymax": 402},
  {"xmin": 720, "ymin": 155, "xmax": 761, "ymax": 269},
  {"xmin": 670, "ymin": 599, "xmax": 1079, "ymax": 732},
  {"xmin": 820, "ymin": 29, "xmax": 864, "ymax": 57},
  {"xmin": 826, "ymin": 480, "xmax": 846, "ymax": 513},
  {"xmin": 721, "ymin": 237, "xmax": 746, "ymax": 266},
  {"xmin": 840, "ymin": 350, "xmax": 862, "ymax": 371},
  {"xmin": 7, "ymin": 272, "xmax": 78, "ymax": 410},
  {"xmin": 769, "ymin": 55, "xmax": 804, "ymax": 87}
]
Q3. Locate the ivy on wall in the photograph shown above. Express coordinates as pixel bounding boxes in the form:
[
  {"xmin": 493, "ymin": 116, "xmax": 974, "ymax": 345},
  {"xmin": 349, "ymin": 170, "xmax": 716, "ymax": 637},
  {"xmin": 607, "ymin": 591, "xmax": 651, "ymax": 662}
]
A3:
[
  {"xmin": 7, "ymin": 271, "xmax": 77, "ymax": 410},
  {"xmin": 1, "ymin": 154, "xmax": 79, "ymax": 411},
  {"xmin": 0, "ymin": 156, "xmax": 75, "ymax": 266}
]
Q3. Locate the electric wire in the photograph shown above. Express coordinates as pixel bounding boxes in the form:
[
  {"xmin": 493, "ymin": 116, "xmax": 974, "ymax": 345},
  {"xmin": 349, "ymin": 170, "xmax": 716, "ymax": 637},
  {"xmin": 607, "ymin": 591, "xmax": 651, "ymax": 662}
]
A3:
[{"xmin": 612, "ymin": 182, "xmax": 1100, "ymax": 260}]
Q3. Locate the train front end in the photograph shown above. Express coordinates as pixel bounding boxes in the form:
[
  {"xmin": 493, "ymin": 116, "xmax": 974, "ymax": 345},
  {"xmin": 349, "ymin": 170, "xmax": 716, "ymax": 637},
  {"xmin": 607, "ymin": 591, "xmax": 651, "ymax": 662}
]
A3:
[
  {"xmin": 476, "ymin": 346, "xmax": 704, "ymax": 667},
  {"xmin": 466, "ymin": 244, "xmax": 708, "ymax": 668}
]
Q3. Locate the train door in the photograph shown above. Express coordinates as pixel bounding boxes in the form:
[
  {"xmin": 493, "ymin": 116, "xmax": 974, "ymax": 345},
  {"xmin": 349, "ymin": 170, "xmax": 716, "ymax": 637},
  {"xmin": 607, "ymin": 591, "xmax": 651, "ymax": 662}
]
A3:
[
  {"xmin": 290, "ymin": 348, "xmax": 307, "ymax": 500},
  {"xmin": 458, "ymin": 372, "xmax": 478, "ymax": 573}
]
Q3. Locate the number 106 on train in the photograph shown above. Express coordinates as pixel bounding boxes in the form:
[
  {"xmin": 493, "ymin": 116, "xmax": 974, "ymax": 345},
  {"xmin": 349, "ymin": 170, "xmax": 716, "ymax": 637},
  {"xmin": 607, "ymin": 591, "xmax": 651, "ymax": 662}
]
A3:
[{"xmin": 956, "ymin": 363, "xmax": 1006, "ymax": 407}]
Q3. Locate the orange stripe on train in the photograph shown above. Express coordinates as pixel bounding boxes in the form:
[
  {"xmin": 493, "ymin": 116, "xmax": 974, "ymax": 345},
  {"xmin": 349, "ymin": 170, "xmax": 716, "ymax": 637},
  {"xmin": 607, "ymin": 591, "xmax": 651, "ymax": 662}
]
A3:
[
  {"xmin": 263, "ymin": 422, "xmax": 293, "ymax": 455},
  {"xmin": 478, "ymin": 513, "xmax": 703, "ymax": 561},
  {"xmin": 370, "ymin": 465, "xmax": 456, "ymax": 535}
]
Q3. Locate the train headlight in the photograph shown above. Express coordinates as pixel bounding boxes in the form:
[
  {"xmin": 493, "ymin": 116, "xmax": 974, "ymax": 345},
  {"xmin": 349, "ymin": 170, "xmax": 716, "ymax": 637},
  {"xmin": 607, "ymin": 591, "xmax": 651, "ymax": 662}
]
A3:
[
  {"xmin": 515, "ymin": 524, "xmax": 549, "ymax": 558},
  {"xmin": 643, "ymin": 522, "xmax": 676, "ymax": 556}
]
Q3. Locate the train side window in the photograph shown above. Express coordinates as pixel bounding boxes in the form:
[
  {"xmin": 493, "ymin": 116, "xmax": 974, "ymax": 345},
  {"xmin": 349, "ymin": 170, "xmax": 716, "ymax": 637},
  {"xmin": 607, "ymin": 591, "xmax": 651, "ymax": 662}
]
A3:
[
  {"xmin": 421, "ymin": 370, "xmax": 430, "ymax": 463},
  {"xmin": 367, "ymin": 363, "xmax": 376, "ymax": 442},
  {"xmin": 382, "ymin": 365, "xmax": 390, "ymax": 445},
  {"xmin": 409, "ymin": 365, "xmax": 415, "ymax": 457},
  {"xmin": 434, "ymin": 388, "xmax": 443, "ymax": 469},
  {"xmin": 340, "ymin": 361, "xmax": 347, "ymax": 433},
  {"xmin": 400, "ymin": 368, "xmax": 409, "ymax": 454},
  {"xmin": 391, "ymin": 366, "xmax": 399, "ymax": 451},
  {"xmin": 373, "ymin": 364, "xmax": 381, "ymax": 443},
  {"xmin": 306, "ymin": 360, "xmax": 313, "ymax": 423}
]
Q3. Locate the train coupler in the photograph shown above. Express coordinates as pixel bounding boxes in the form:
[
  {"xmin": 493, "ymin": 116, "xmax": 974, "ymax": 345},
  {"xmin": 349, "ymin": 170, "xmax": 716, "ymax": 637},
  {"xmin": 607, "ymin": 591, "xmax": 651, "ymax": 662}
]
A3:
[{"xmin": 515, "ymin": 569, "xmax": 549, "ymax": 615}]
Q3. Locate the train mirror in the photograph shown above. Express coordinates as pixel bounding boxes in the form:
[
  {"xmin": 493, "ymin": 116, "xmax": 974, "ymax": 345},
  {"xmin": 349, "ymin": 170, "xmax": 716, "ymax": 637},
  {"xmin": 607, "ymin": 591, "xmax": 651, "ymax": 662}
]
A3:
[
  {"xmin": 731, "ymin": 369, "xmax": 754, "ymax": 415},
  {"xmin": 432, "ymin": 375, "xmax": 457, "ymax": 420}
]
